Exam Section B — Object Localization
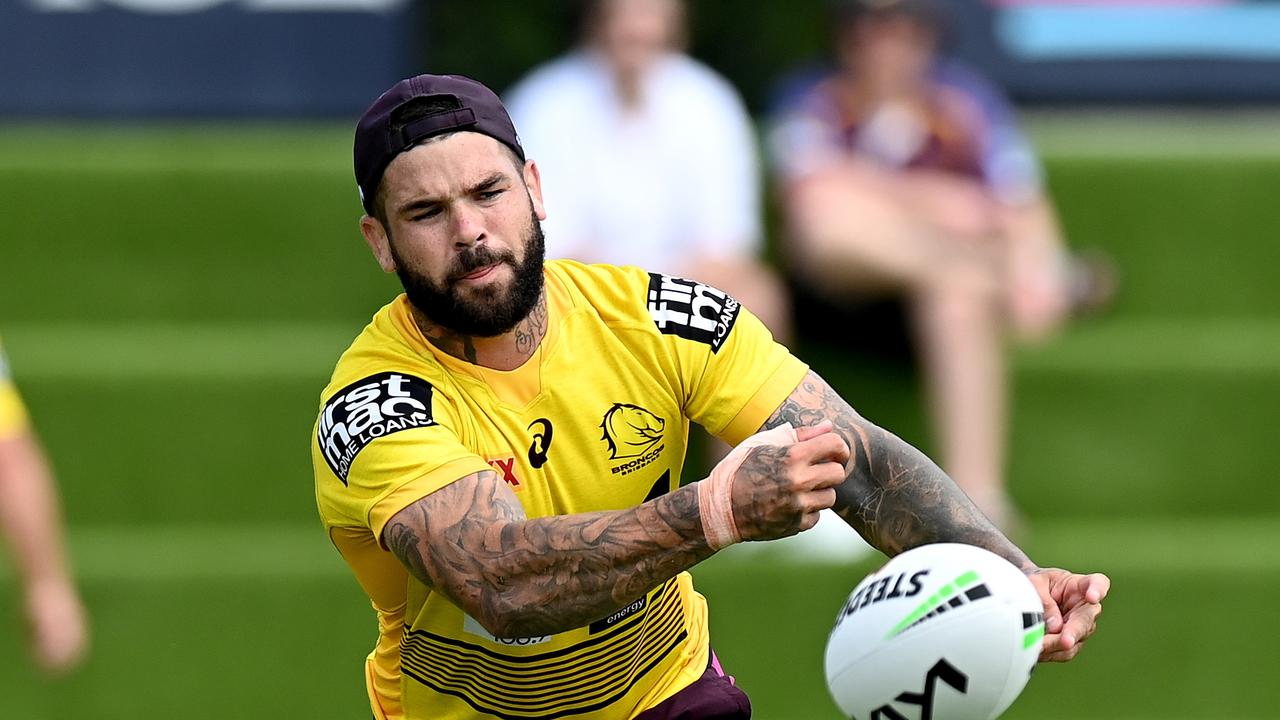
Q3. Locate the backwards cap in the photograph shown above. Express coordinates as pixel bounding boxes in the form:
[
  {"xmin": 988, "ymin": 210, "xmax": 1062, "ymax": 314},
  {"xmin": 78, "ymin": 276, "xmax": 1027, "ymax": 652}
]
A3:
[{"xmin": 353, "ymin": 74, "xmax": 525, "ymax": 214}]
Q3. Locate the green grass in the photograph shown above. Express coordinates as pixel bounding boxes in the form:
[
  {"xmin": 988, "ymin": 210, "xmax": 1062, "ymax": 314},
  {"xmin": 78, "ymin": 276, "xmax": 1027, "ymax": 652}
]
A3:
[
  {"xmin": 0, "ymin": 576, "xmax": 374, "ymax": 719},
  {"xmin": 1, "ymin": 520, "xmax": 1277, "ymax": 720},
  {"xmin": 3, "ymin": 124, "xmax": 1280, "ymax": 324},
  {"xmin": 705, "ymin": 546, "xmax": 1280, "ymax": 720},
  {"xmin": 0, "ymin": 123, "xmax": 1276, "ymax": 719}
]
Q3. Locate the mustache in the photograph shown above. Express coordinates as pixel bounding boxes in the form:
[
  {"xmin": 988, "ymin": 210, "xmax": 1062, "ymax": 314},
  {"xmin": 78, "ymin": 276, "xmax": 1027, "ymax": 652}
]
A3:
[{"xmin": 448, "ymin": 245, "xmax": 517, "ymax": 282}]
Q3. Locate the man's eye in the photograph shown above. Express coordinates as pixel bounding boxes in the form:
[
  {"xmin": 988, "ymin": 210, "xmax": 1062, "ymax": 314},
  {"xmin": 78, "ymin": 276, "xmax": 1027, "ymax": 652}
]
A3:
[
  {"xmin": 479, "ymin": 189, "xmax": 504, "ymax": 201},
  {"xmin": 412, "ymin": 207, "xmax": 442, "ymax": 221}
]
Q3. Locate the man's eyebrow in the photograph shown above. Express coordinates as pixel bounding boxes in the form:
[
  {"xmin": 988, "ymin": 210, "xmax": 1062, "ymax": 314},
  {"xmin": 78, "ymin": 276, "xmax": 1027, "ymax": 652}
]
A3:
[
  {"xmin": 470, "ymin": 173, "xmax": 508, "ymax": 194},
  {"xmin": 394, "ymin": 173, "xmax": 510, "ymax": 216},
  {"xmin": 396, "ymin": 196, "xmax": 441, "ymax": 216}
]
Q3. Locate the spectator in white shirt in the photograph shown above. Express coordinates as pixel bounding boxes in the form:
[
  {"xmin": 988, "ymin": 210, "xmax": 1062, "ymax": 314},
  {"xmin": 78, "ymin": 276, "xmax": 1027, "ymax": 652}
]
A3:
[{"xmin": 505, "ymin": 0, "xmax": 789, "ymax": 341}]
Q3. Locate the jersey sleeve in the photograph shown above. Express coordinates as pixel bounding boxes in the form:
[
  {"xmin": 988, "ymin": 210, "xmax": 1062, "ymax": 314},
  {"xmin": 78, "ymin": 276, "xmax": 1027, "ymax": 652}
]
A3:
[
  {"xmin": 643, "ymin": 271, "xmax": 808, "ymax": 446},
  {"xmin": 312, "ymin": 370, "xmax": 491, "ymax": 545},
  {"xmin": 0, "ymin": 342, "xmax": 30, "ymax": 440}
]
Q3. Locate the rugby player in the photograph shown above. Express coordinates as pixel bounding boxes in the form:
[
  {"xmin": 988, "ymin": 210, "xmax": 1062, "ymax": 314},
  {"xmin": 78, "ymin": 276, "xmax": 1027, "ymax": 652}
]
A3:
[
  {"xmin": 312, "ymin": 74, "xmax": 1108, "ymax": 720},
  {"xmin": 0, "ymin": 339, "xmax": 88, "ymax": 674}
]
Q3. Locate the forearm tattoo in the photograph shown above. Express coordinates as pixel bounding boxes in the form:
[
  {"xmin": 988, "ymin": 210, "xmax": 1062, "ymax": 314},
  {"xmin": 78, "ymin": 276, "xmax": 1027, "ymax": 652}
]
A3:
[
  {"xmin": 384, "ymin": 470, "xmax": 714, "ymax": 638},
  {"xmin": 764, "ymin": 371, "xmax": 1033, "ymax": 570}
]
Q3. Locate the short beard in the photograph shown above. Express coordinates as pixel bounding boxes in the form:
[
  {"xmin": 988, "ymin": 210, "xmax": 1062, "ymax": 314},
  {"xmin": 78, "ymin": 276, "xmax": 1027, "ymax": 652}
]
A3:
[{"xmin": 390, "ymin": 209, "xmax": 546, "ymax": 338}]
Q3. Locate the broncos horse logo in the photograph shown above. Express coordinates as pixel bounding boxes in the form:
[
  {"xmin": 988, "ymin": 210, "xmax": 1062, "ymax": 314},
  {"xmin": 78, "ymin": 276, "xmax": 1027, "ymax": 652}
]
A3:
[{"xmin": 600, "ymin": 403, "xmax": 665, "ymax": 460}]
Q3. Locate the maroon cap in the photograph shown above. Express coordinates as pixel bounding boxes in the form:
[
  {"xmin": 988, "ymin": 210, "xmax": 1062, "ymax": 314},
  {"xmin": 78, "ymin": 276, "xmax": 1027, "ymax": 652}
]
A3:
[{"xmin": 353, "ymin": 74, "xmax": 525, "ymax": 214}]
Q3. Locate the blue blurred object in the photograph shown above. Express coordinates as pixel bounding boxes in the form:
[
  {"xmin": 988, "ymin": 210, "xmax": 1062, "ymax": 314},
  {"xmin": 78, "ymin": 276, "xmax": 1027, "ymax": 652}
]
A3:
[{"xmin": 0, "ymin": 0, "xmax": 413, "ymax": 117}]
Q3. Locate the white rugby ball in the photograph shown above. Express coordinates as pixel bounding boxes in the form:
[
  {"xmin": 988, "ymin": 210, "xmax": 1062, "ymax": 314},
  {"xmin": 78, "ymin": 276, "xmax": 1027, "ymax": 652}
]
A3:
[{"xmin": 825, "ymin": 543, "xmax": 1045, "ymax": 720}]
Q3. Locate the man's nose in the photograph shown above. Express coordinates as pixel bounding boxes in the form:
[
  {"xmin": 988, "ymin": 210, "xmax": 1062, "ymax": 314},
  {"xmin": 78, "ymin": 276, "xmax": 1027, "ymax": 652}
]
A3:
[{"xmin": 451, "ymin": 203, "xmax": 486, "ymax": 247}]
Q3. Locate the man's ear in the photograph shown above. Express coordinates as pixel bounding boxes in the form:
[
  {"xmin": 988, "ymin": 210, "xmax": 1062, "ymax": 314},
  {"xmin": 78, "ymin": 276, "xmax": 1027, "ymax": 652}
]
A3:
[
  {"xmin": 524, "ymin": 160, "xmax": 547, "ymax": 221},
  {"xmin": 360, "ymin": 215, "xmax": 397, "ymax": 273}
]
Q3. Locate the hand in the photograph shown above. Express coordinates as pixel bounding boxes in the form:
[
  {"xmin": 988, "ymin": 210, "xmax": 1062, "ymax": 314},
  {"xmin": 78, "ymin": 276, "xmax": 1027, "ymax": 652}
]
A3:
[
  {"xmin": 25, "ymin": 577, "xmax": 89, "ymax": 675},
  {"xmin": 729, "ymin": 421, "xmax": 850, "ymax": 542},
  {"xmin": 1026, "ymin": 568, "xmax": 1109, "ymax": 662},
  {"xmin": 1008, "ymin": 274, "xmax": 1069, "ymax": 340}
]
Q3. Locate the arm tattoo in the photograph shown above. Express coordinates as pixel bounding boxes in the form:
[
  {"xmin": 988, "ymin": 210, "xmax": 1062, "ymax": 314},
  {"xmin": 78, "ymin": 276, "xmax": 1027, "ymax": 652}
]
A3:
[
  {"xmin": 384, "ymin": 470, "xmax": 714, "ymax": 638},
  {"xmin": 764, "ymin": 371, "xmax": 1034, "ymax": 570}
]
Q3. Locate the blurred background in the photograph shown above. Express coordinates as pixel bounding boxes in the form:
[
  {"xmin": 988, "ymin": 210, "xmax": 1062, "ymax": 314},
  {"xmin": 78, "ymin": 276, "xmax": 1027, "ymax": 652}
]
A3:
[{"xmin": 1, "ymin": 0, "xmax": 1277, "ymax": 718}]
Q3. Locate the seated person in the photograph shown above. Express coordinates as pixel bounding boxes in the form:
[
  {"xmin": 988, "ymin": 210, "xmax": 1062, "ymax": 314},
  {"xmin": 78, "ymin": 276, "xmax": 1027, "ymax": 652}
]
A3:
[
  {"xmin": 768, "ymin": 0, "xmax": 1110, "ymax": 531},
  {"xmin": 505, "ymin": 0, "xmax": 789, "ymax": 341}
]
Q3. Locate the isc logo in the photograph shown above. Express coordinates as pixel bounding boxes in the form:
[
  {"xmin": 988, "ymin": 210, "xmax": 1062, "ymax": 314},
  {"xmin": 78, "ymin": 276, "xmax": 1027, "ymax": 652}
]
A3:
[{"xmin": 318, "ymin": 372, "xmax": 434, "ymax": 484}]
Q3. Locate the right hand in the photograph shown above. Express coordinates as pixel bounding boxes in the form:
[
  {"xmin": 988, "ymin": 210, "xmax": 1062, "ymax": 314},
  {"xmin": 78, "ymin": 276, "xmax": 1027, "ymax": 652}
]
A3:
[
  {"xmin": 729, "ymin": 421, "xmax": 850, "ymax": 541},
  {"xmin": 25, "ymin": 577, "xmax": 89, "ymax": 675}
]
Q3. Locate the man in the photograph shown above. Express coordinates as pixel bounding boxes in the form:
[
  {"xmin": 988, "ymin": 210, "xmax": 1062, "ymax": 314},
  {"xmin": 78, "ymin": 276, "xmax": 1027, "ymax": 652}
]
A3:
[
  {"xmin": 312, "ymin": 73, "xmax": 1108, "ymax": 720},
  {"xmin": 504, "ymin": 0, "xmax": 788, "ymax": 339},
  {"xmin": 0, "ymin": 339, "xmax": 89, "ymax": 675},
  {"xmin": 769, "ymin": 0, "xmax": 1107, "ymax": 530}
]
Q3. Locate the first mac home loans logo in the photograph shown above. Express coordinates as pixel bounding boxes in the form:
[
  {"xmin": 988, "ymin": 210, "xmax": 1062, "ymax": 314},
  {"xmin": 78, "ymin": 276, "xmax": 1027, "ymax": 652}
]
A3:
[
  {"xmin": 318, "ymin": 371, "xmax": 434, "ymax": 484},
  {"xmin": 646, "ymin": 273, "xmax": 740, "ymax": 353}
]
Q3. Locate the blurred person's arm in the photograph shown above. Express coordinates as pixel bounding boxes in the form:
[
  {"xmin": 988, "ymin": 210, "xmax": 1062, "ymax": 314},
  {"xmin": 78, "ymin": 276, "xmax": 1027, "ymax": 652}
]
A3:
[
  {"xmin": 999, "ymin": 195, "xmax": 1071, "ymax": 338},
  {"xmin": 950, "ymin": 60, "xmax": 1072, "ymax": 335},
  {"xmin": 0, "ymin": 385, "xmax": 88, "ymax": 675}
]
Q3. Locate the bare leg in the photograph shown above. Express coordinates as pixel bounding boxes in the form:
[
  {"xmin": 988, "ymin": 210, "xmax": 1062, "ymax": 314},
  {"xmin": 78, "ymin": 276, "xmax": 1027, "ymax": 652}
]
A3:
[
  {"xmin": 784, "ymin": 166, "xmax": 1023, "ymax": 532},
  {"xmin": 910, "ymin": 278, "xmax": 1013, "ymax": 530},
  {"xmin": 784, "ymin": 167, "xmax": 1001, "ymax": 298}
]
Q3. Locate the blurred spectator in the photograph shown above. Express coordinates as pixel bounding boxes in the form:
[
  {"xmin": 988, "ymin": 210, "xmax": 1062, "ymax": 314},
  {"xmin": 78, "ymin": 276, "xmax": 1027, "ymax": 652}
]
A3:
[
  {"xmin": 769, "ymin": 0, "xmax": 1110, "ymax": 531},
  {"xmin": 0, "ymin": 338, "xmax": 88, "ymax": 675},
  {"xmin": 505, "ymin": 0, "xmax": 789, "ymax": 340}
]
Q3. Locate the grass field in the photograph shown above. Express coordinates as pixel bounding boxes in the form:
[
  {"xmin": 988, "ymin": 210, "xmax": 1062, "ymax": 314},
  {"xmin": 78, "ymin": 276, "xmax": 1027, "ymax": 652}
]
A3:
[{"xmin": 0, "ymin": 118, "xmax": 1277, "ymax": 718}]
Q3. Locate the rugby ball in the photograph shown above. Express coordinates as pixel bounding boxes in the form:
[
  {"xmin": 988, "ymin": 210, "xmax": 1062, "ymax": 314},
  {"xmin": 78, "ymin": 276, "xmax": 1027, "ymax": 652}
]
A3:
[{"xmin": 825, "ymin": 543, "xmax": 1045, "ymax": 720}]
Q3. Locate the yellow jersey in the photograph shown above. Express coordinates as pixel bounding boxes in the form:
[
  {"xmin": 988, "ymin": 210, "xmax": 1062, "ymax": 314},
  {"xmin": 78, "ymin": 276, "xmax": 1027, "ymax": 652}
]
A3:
[
  {"xmin": 0, "ymin": 338, "xmax": 30, "ymax": 440},
  {"xmin": 312, "ymin": 261, "xmax": 807, "ymax": 720}
]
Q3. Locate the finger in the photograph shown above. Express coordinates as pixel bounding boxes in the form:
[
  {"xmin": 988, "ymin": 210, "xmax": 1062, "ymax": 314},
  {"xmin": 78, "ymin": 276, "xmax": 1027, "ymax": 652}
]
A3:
[
  {"xmin": 1039, "ymin": 627, "xmax": 1075, "ymax": 656},
  {"xmin": 798, "ymin": 511, "xmax": 822, "ymax": 532},
  {"xmin": 1043, "ymin": 601, "xmax": 1063, "ymax": 635},
  {"xmin": 1039, "ymin": 637, "xmax": 1085, "ymax": 663},
  {"xmin": 794, "ymin": 433, "xmax": 850, "ymax": 466},
  {"xmin": 1029, "ymin": 573, "xmax": 1064, "ymax": 634},
  {"xmin": 1071, "ymin": 572, "xmax": 1111, "ymax": 605},
  {"xmin": 802, "ymin": 488, "xmax": 837, "ymax": 512},
  {"xmin": 1056, "ymin": 571, "xmax": 1110, "ymax": 608},
  {"xmin": 795, "ymin": 454, "xmax": 849, "ymax": 487},
  {"xmin": 1038, "ymin": 628, "xmax": 1084, "ymax": 656},
  {"xmin": 1060, "ymin": 602, "xmax": 1103, "ymax": 646},
  {"xmin": 793, "ymin": 421, "xmax": 834, "ymax": 442}
]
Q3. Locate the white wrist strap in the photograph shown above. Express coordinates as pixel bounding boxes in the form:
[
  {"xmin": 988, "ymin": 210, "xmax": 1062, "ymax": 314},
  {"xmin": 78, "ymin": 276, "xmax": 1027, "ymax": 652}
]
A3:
[{"xmin": 698, "ymin": 423, "xmax": 797, "ymax": 550}]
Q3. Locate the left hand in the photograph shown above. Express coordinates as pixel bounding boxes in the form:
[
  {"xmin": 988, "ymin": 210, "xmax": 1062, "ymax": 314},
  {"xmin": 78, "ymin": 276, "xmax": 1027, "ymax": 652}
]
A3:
[{"xmin": 1025, "ymin": 568, "xmax": 1109, "ymax": 662}]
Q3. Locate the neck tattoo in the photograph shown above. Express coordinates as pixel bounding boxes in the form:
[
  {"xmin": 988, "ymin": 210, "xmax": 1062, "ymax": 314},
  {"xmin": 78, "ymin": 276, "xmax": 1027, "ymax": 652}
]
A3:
[{"xmin": 411, "ymin": 292, "xmax": 548, "ymax": 368}]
